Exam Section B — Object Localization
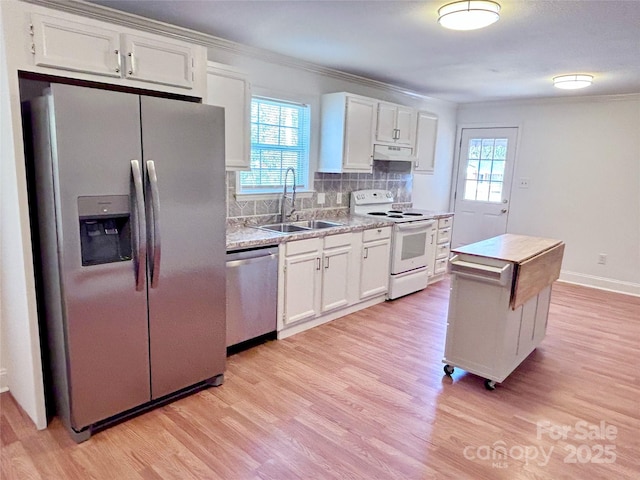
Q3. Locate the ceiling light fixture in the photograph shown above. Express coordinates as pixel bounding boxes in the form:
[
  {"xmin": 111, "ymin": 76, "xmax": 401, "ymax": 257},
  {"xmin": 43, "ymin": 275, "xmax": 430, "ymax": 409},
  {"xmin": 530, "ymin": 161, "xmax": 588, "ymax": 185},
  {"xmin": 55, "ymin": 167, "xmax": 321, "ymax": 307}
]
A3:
[
  {"xmin": 553, "ymin": 74, "xmax": 594, "ymax": 90},
  {"xmin": 438, "ymin": 1, "xmax": 501, "ymax": 31}
]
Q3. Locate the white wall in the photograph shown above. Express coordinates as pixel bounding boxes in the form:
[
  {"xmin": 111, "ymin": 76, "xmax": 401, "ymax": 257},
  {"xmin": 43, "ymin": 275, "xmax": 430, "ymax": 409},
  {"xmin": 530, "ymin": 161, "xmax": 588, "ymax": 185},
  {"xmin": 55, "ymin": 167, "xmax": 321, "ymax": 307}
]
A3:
[
  {"xmin": 457, "ymin": 95, "xmax": 640, "ymax": 295},
  {"xmin": 0, "ymin": 0, "xmax": 47, "ymax": 423}
]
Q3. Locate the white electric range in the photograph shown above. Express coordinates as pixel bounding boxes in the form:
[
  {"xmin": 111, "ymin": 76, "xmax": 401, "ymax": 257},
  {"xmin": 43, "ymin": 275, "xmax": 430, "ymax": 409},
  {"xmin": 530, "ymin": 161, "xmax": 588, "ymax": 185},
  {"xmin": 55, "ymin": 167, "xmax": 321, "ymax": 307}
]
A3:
[{"xmin": 351, "ymin": 190, "xmax": 436, "ymax": 299}]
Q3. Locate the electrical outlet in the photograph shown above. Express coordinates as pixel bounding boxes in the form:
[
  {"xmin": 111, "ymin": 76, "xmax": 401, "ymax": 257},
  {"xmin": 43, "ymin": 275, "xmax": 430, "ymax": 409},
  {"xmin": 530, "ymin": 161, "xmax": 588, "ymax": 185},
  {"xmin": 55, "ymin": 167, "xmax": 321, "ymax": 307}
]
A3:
[
  {"xmin": 336, "ymin": 192, "xmax": 342, "ymax": 204},
  {"xmin": 317, "ymin": 192, "xmax": 325, "ymax": 205},
  {"xmin": 598, "ymin": 253, "xmax": 607, "ymax": 265},
  {"xmin": 518, "ymin": 178, "xmax": 530, "ymax": 189}
]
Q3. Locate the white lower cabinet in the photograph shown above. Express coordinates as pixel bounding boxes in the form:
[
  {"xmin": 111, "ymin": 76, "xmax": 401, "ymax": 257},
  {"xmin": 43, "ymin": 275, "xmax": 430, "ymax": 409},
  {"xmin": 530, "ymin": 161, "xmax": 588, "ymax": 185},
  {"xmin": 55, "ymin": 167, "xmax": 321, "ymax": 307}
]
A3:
[
  {"xmin": 359, "ymin": 227, "xmax": 391, "ymax": 299},
  {"xmin": 278, "ymin": 227, "xmax": 391, "ymax": 338},
  {"xmin": 281, "ymin": 234, "xmax": 353, "ymax": 327},
  {"xmin": 321, "ymin": 235, "xmax": 352, "ymax": 313},
  {"xmin": 428, "ymin": 215, "xmax": 454, "ymax": 284},
  {"xmin": 282, "ymin": 238, "xmax": 322, "ymax": 325}
]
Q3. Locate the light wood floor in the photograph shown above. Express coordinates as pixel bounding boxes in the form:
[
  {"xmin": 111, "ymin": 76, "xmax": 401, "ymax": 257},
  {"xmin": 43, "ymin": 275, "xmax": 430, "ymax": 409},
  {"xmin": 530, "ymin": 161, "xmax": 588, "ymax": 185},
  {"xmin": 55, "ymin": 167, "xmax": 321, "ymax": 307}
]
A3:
[{"xmin": 2, "ymin": 279, "xmax": 639, "ymax": 479}]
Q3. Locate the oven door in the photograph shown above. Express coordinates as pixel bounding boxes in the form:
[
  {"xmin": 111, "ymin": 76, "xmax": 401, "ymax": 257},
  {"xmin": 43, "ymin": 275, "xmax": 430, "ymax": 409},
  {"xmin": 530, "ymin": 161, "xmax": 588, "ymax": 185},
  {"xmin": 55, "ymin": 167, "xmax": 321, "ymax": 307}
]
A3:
[{"xmin": 391, "ymin": 220, "xmax": 435, "ymax": 274}]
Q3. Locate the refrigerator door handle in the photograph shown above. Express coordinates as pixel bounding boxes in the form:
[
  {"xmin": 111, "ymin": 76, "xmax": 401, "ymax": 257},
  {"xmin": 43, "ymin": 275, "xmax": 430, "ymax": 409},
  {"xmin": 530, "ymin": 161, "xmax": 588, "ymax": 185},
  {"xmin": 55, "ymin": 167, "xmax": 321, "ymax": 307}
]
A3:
[
  {"xmin": 146, "ymin": 160, "xmax": 162, "ymax": 288},
  {"xmin": 131, "ymin": 160, "xmax": 147, "ymax": 291}
]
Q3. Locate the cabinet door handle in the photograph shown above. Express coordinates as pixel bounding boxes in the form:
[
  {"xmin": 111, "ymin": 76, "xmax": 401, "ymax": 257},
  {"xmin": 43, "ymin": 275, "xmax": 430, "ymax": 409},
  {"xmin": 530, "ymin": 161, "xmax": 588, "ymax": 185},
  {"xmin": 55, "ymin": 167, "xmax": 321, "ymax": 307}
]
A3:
[
  {"xmin": 115, "ymin": 49, "xmax": 121, "ymax": 73},
  {"xmin": 128, "ymin": 52, "xmax": 136, "ymax": 75},
  {"xmin": 316, "ymin": 257, "xmax": 321, "ymax": 270},
  {"xmin": 363, "ymin": 247, "xmax": 369, "ymax": 259},
  {"xmin": 324, "ymin": 257, "xmax": 330, "ymax": 269}
]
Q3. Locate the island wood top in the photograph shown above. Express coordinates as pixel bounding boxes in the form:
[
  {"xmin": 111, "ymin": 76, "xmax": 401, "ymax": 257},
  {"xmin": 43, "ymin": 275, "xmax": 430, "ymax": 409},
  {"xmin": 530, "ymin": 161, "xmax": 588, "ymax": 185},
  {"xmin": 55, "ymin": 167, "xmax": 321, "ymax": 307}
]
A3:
[{"xmin": 451, "ymin": 234, "xmax": 563, "ymax": 264}]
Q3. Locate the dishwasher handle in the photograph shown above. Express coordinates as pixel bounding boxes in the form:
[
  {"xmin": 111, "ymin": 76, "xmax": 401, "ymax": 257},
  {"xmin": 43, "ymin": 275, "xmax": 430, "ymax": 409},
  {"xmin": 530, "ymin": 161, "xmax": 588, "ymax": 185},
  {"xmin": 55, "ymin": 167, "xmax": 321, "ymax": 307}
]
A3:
[
  {"xmin": 449, "ymin": 255, "xmax": 513, "ymax": 286},
  {"xmin": 226, "ymin": 254, "xmax": 277, "ymax": 268}
]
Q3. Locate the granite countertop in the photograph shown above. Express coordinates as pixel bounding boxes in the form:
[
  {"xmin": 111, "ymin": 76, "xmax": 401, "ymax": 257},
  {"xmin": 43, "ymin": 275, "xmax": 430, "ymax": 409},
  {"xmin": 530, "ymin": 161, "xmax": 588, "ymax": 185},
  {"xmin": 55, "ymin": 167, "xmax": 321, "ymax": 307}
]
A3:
[
  {"xmin": 226, "ymin": 211, "xmax": 453, "ymax": 251},
  {"xmin": 226, "ymin": 215, "xmax": 391, "ymax": 251}
]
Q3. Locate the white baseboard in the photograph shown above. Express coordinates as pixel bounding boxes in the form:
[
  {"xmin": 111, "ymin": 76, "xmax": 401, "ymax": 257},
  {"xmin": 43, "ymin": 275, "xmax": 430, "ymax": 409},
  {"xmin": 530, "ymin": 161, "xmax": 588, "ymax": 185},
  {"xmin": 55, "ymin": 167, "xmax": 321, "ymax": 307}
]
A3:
[
  {"xmin": 559, "ymin": 271, "xmax": 640, "ymax": 297},
  {"xmin": 0, "ymin": 368, "xmax": 8, "ymax": 393}
]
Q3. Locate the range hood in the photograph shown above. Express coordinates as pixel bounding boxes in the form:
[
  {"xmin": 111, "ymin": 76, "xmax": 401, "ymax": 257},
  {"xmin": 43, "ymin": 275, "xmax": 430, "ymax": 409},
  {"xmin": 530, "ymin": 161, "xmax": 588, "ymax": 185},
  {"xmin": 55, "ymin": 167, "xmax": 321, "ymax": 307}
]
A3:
[{"xmin": 372, "ymin": 144, "xmax": 416, "ymax": 162}]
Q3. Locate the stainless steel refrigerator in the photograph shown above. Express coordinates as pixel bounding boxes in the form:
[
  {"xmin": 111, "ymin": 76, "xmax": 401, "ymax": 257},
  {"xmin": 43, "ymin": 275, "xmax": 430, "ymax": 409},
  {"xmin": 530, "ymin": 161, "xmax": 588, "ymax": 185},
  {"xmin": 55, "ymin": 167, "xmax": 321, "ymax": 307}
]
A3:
[{"xmin": 28, "ymin": 83, "xmax": 226, "ymax": 442}]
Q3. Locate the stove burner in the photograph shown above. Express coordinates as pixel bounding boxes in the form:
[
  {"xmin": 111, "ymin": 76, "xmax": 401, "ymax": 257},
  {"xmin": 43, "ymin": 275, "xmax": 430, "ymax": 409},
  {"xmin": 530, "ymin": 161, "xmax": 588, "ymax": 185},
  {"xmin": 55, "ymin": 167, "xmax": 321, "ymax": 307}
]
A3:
[
  {"xmin": 403, "ymin": 212, "xmax": 423, "ymax": 216},
  {"xmin": 388, "ymin": 210, "xmax": 403, "ymax": 214},
  {"xmin": 368, "ymin": 212, "xmax": 388, "ymax": 216},
  {"xmin": 388, "ymin": 215, "xmax": 404, "ymax": 218}
]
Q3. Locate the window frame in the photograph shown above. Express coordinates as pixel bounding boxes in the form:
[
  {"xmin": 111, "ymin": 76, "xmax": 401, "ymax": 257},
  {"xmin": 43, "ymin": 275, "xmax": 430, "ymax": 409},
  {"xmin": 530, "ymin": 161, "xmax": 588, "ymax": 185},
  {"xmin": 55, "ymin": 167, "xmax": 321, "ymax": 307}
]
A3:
[{"xmin": 235, "ymin": 93, "xmax": 314, "ymax": 198}]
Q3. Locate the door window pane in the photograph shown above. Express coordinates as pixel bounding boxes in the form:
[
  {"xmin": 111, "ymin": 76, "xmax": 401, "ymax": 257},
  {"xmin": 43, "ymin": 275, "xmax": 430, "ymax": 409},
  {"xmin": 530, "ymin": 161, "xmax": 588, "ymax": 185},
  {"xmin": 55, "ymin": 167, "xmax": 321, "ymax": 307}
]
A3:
[{"xmin": 462, "ymin": 137, "xmax": 508, "ymax": 203}]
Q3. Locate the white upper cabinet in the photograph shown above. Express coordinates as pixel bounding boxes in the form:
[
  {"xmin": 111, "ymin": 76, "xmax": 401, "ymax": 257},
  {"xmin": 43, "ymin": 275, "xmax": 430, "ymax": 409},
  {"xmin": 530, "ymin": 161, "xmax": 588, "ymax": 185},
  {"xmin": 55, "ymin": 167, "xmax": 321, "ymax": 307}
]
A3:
[
  {"xmin": 319, "ymin": 92, "xmax": 376, "ymax": 173},
  {"xmin": 27, "ymin": 10, "xmax": 205, "ymax": 97},
  {"xmin": 122, "ymin": 34, "xmax": 193, "ymax": 89},
  {"xmin": 206, "ymin": 62, "xmax": 251, "ymax": 170},
  {"xmin": 375, "ymin": 102, "xmax": 417, "ymax": 147},
  {"xmin": 414, "ymin": 111, "xmax": 439, "ymax": 174},
  {"xmin": 31, "ymin": 14, "xmax": 122, "ymax": 78}
]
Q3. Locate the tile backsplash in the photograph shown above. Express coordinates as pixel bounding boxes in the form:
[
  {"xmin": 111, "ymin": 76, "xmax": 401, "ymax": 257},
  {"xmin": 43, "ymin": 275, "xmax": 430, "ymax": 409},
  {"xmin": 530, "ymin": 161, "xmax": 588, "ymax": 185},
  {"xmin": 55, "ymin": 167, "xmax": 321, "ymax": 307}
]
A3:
[{"xmin": 227, "ymin": 161, "xmax": 413, "ymax": 225}]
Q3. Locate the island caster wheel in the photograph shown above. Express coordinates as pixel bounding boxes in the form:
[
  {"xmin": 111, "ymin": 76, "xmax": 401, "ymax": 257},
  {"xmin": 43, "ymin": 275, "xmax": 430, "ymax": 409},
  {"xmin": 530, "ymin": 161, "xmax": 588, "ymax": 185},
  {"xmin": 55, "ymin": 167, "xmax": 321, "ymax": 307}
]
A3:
[
  {"xmin": 443, "ymin": 364, "xmax": 455, "ymax": 376},
  {"xmin": 484, "ymin": 379, "xmax": 497, "ymax": 391}
]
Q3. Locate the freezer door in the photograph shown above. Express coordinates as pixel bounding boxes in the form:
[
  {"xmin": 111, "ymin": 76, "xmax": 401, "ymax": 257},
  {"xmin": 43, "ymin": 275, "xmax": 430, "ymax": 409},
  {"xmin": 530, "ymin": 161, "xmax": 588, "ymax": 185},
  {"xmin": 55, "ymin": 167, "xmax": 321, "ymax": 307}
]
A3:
[
  {"xmin": 46, "ymin": 84, "xmax": 151, "ymax": 429},
  {"xmin": 140, "ymin": 96, "xmax": 226, "ymax": 399}
]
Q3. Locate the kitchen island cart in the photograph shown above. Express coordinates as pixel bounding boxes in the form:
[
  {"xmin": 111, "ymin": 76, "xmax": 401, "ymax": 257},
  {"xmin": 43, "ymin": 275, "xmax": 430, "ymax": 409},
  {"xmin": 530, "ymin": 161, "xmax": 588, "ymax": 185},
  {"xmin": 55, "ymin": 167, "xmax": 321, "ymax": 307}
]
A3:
[{"xmin": 443, "ymin": 234, "xmax": 564, "ymax": 390}]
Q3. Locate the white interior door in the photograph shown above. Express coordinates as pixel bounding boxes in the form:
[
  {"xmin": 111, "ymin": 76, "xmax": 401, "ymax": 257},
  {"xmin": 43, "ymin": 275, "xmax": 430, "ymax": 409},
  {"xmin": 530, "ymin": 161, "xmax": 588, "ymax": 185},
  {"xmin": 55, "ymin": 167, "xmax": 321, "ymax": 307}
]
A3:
[{"xmin": 452, "ymin": 127, "xmax": 518, "ymax": 248}]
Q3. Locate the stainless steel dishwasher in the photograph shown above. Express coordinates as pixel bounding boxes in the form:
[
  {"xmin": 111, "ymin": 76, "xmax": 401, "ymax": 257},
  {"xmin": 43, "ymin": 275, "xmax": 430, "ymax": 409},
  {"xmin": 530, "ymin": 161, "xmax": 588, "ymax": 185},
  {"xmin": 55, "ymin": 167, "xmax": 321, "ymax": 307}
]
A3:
[{"xmin": 226, "ymin": 246, "xmax": 278, "ymax": 348}]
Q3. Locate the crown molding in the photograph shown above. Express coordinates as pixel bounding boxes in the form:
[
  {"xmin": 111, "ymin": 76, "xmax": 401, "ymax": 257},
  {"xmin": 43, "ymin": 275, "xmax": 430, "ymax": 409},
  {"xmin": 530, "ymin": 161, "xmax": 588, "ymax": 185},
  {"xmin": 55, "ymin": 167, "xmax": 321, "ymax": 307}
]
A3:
[
  {"xmin": 458, "ymin": 92, "xmax": 640, "ymax": 109},
  {"xmin": 22, "ymin": 0, "xmax": 447, "ymax": 103}
]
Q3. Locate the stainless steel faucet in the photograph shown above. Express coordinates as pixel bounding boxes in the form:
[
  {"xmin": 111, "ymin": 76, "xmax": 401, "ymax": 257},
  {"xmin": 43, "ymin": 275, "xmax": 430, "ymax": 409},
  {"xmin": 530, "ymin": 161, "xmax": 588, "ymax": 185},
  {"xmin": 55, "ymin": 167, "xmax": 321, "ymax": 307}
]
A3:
[{"xmin": 280, "ymin": 167, "xmax": 297, "ymax": 223}]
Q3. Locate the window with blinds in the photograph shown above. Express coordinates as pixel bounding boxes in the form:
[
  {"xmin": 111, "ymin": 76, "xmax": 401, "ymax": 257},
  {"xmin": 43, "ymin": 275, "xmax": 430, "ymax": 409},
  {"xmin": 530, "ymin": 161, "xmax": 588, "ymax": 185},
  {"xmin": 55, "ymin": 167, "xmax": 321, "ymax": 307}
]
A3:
[{"xmin": 238, "ymin": 97, "xmax": 310, "ymax": 193}]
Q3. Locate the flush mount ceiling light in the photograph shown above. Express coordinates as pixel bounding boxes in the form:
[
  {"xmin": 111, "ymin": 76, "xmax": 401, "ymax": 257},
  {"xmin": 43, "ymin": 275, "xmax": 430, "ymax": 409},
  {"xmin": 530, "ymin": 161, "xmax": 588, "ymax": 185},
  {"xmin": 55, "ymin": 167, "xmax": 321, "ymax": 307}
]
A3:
[
  {"xmin": 438, "ymin": 1, "xmax": 501, "ymax": 31},
  {"xmin": 553, "ymin": 74, "xmax": 594, "ymax": 90}
]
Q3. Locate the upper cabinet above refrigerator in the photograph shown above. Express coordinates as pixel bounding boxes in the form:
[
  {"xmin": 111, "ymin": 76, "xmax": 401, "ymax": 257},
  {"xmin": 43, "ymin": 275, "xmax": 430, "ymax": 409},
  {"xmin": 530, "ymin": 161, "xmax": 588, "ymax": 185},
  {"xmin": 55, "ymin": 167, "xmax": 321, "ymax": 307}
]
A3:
[{"xmin": 26, "ymin": 10, "xmax": 206, "ymax": 97}]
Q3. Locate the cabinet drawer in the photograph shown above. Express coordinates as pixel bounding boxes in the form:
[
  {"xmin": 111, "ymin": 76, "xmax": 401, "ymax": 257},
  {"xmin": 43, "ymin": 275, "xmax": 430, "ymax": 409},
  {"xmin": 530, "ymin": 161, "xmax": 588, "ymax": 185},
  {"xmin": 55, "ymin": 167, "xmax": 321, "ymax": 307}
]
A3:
[
  {"xmin": 434, "ymin": 258, "xmax": 448, "ymax": 274},
  {"xmin": 436, "ymin": 243, "xmax": 450, "ymax": 259},
  {"xmin": 437, "ymin": 227, "xmax": 451, "ymax": 244},
  {"xmin": 285, "ymin": 237, "xmax": 322, "ymax": 256},
  {"xmin": 438, "ymin": 216, "xmax": 453, "ymax": 229},
  {"xmin": 324, "ymin": 232, "xmax": 352, "ymax": 249},
  {"xmin": 363, "ymin": 226, "xmax": 391, "ymax": 242}
]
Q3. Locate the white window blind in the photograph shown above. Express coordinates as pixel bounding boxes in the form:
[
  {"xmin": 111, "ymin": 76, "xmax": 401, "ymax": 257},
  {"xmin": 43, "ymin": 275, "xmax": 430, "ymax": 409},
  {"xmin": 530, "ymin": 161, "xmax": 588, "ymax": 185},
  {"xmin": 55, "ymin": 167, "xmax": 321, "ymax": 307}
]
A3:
[{"xmin": 239, "ymin": 97, "xmax": 310, "ymax": 193}]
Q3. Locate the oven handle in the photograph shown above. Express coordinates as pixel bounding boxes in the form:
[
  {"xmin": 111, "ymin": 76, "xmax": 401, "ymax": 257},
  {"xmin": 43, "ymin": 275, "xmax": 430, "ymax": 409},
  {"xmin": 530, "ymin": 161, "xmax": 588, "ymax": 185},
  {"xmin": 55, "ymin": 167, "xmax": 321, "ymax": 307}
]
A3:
[{"xmin": 395, "ymin": 220, "xmax": 435, "ymax": 231}]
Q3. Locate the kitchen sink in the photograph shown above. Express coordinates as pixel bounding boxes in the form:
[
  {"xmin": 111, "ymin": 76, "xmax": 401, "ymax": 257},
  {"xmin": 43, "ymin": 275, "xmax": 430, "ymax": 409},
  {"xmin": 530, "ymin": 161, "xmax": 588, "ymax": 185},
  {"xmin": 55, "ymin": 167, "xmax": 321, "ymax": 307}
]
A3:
[
  {"xmin": 291, "ymin": 220, "xmax": 344, "ymax": 229},
  {"xmin": 258, "ymin": 223, "xmax": 311, "ymax": 233},
  {"xmin": 256, "ymin": 220, "xmax": 344, "ymax": 234}
]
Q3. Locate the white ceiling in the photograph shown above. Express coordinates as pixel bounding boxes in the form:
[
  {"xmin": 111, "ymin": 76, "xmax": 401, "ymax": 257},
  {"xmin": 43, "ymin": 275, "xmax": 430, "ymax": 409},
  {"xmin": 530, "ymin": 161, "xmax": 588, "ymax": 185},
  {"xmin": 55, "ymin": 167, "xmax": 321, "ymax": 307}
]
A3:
[{"xmin": 83, "ymin": 0, "xmax": 640, "ymax": 103}]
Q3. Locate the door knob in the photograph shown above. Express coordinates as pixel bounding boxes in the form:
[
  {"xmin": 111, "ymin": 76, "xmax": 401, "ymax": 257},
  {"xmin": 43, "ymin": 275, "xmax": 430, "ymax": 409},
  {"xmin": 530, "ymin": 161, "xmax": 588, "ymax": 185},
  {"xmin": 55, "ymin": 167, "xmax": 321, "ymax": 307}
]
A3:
[{"xmin": 501, "ymin": 208, "xmax": 508, "ymax": 214}]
